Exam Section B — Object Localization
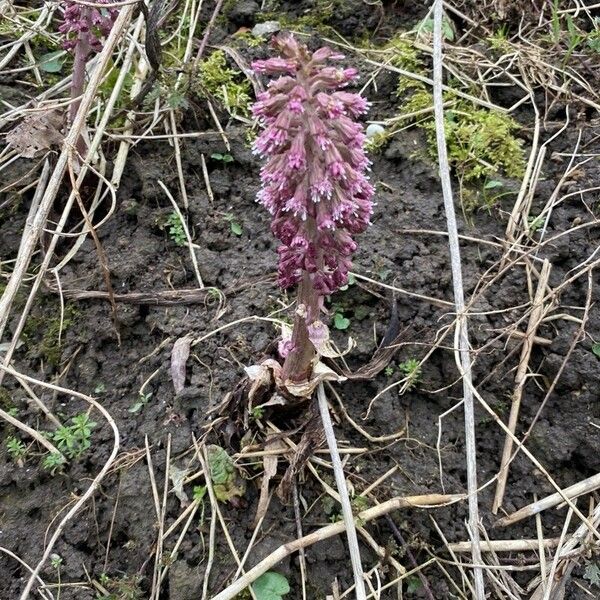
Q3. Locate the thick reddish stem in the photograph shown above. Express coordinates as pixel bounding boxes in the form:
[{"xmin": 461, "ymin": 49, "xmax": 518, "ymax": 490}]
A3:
[
  {"xmin": 69, "ymin": 8, "xmax": 91, "ymax": 127},
  {"xmin": 282, "ymin": 274, "xmax": 321, "ymax": 383}
]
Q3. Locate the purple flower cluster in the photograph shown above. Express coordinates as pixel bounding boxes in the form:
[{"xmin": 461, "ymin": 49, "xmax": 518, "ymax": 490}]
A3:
[
  {"xmin": 59, "ymin": 0, "xmax": 117, "ymax": 52},
  {"xmin": 252, "ymin": 35, "xmax": 374, "ymax": 295}
]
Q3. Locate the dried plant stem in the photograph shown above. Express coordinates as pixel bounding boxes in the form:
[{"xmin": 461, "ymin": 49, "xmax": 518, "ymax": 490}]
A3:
[
  {"xmin": 282, "ymin": 275, "xmax": 320, "ymax": 382},
  {"xmin": 0, "ymin": 406, "xmax": 60, "ymax": 455},
  {"xmin": 317, "ymin": 382, "xmax": 366, "ymax": 600},
  {"xmin": 493, "ymin": 260, "xmax": 551, "ymax": 513},
  {"xmin": 432, "ymin": 1, "xmax": 484, "ymax": 597},
  {"xmin": 158, "ymin": 180, "xmax": 204, "ymax": 288},
  {"xmin": 11, "ymin": 366, "xmax": 120, "ymax": 600},
  {"xmin": 495, "ymin": 472, "xmax": 600, "ymax": 528},
  {"xmin": 211, "ymin": 493, "xmax": 463, "ymax": 600},
  {"xmin": 0, "ymin": 5, "xmax": 134, "ymax": 341},
  {"xmin": 448, "ymin": 538, "xmax": 560, "ymax": 553}
]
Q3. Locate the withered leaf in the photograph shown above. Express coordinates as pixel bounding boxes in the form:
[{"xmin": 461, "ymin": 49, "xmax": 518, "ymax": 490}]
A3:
[
  {"xmin": 6, "ymin": 109, "xmax": 63, "ymax": 158},
  {"xmin": 170, "ymin": 335, "xmax": 191, "ymax": 394},
  {"xmin": 253, "ymin": 436, "xmax": 284, "ymax": 527},
  {"xmin": 207, "ymin": 444, "xmax": 246, "ymax": 503}
]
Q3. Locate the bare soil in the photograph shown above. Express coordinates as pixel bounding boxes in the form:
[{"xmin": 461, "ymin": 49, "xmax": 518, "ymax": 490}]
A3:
[{"xmin": 1, "ymin": 1, "xmax": 599, "ymax": 599}]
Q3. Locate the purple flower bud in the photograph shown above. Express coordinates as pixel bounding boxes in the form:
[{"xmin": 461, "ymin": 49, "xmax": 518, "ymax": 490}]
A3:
[
  {"xmin": 60, "ymin": 1, "xmax": 117, "ymax": 53},
  {"xmin": 252, "ymin": 34, "xmax": 374, "ymax": 296}
]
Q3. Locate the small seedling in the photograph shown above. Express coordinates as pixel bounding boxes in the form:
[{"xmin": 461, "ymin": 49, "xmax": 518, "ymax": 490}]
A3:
[
  {"xmin": 592, "ymin": 342, "xmax": 600, "ymax": 359},
  {"xmin": 210, "ymin": 152, "xmax": 234, "ymax": 164},
  {"xmin": 250, "ymin": 405, "xmax": 264, "ymax": 421},
  {"xmin": 527, "ymin": 214, "xmax": 544, "ymax": 234},
  {"xmin": 129, "ymin": 391, "xmax": 152, "ymax": 414},
  {"xmin": 405, "ymin": 575, "xmax": 423, "ymax": 595},
  {"xmin": 252, "ymin": 571, "xmax": 290, "ymax": 600},
  {"xmin": 338, "ymin": 272, "xmax": 356, "ymax": 291},
  {"xmin": 39, "ymin": 50, "xmax": 66, "ymax": 73},
  {"xmin": 43, "ymin": 452, "xmax": 66, "ymax": 474},
  {"xmin": 222, "ymin": 213, "xmax": 242, "ymax": 236},
  {"xmin": 398, "ymin": 358, "xmax": 422, "ymax": 390},
  {"xmin": 5, "ymin": 436, "xmax": 27, "ymax": 463},
  {"xmin": 193, "ymin": 485, "xmax": 207, "ymax": 503},
  {"xmin": 207, "ymin": 444, "xmax": 246, "ymax": 503},
  {"xmin": 384, "ymin": 364, "xmax": 395, "ymax": 377},
  {"xmin": 333, "ymin": 311, "xmax": 350, "ymax": 330},
  {"xmin": 49, "ymin": 413, "xmax": 96, "ymax": 460},
  {"xmin": 51, "ymin": 553, "xmax": 63, "ymax": 598},
  {"xmin": 166, "ymin": 212, "xmax": 186, "ymax": 247}
]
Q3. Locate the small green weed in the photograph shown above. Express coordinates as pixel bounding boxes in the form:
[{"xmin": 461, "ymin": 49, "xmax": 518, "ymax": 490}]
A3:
[
  {"xmin": 333, "ymin": 310, "xmax": 350, "ymax": 330},
  {"xmin": 96, "ymin": 573, "xmax": 144, "ymax": 600},
  {"xmin": 398, "ymin": 358, "xmax": 422, "ymax": 390},
  {"xmin": 129, "ymin": 391, "xmax": 152, "ymax": 414},
  {"xmin": 252, "ymin": 571, "xmax": 290, "ymax": 600},
  {"xmin": 222, "ymin": 213, "xmax": 242, "ymax": 236},
  {"xmin": 211, "ymin": 152, "xmax": 234, "ymax": 164},
  {"xmin": 43, "ymin": 452, "xmax": 66, "ymax": 474},
  {"xmin": 48, "ymin": 413, "xmax": 97, "ymax": 460},
  {"xmin": 5, "ymin": 436, "xmax": 27, "ymax": 462},
  {"xmin": 587, "ymin": 20, "xmax": 600, "ymax": 53},
  {"xmin": 166, "ymin": 212, "xmax": 186, "ymax": 246},
  {"xmin": 527, "ymin": 213, "xmax": 545, "ymax": 234},
  {"xmin": 584, "ymin": 563, "xmax": 600, "ymax": 587},
  {"xmin": 250, "ymin": 405, "xmax": 264, "ymax": 421},
  {"xmin": 197, "ymin": 50, "xmax": 251, "ymax": 117}
]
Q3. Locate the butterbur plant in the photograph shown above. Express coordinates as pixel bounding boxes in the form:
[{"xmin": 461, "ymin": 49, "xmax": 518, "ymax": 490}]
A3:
[
  {"xmin": 252, "ymin": 35, "xmax": 374, "ymax": 385},
  {"xmin": 59, "ymin": 0, "xmax": 118, "ymax": 126}
]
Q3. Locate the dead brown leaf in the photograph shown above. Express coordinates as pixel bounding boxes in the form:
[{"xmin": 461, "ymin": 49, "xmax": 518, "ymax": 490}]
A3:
[
  {"xmin": 171, "ymin": 335, "xmax": 191, "ymax": 394},
  {"xmin": 6, "ymin": 109, "xmax": 64, "ymax": 158}
]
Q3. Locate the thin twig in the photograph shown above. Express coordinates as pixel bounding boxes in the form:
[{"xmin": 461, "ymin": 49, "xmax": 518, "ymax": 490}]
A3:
[
  {"xmin": 211, "ymin": 493, "xmax": 464, "ymax": 600},
  {"xmin": 432, "ymin": 2, "xmax": 485, "ymax": 596},
  {"xmin": 317, "ymin": 382, "xmax": 367, "ymax": 600},
  {"xmin": 493, "ymin": 260, "xmax": 551, "ymax": 513}
]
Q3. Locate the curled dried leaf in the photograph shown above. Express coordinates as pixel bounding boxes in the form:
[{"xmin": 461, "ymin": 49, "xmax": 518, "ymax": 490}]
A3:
[
  {"xmin": 6, "ymin": 110, "xmax": 63, "ymax": 158},
  {"xmin": 171, "ymin": 336, "xmax": 191, "ymax": 394}
]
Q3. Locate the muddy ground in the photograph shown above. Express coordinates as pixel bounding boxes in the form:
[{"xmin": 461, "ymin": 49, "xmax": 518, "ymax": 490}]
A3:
[{"xmin": 1, "ymin": 1, "xmax": 600, "ymax": 599}]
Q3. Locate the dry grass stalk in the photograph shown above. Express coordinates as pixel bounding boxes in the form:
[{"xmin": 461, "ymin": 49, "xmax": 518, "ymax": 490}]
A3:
[
  {"xmin": 432, "ymin": 1, "xmax": 485, "ymax": 596},
  {"xmin": 211, "ymin": 493, "xmax": 464, "ymax": 600},
  {"xmin": 495, "ymin": 472, "xmax": 600, "ymax": 528},
  {"xmin": 448, "ymin": 538, "xmax": 560, "ymax": 553},
  {"xmin": 317, "ymin": 383, "xmax": 367, "ymax": 600},
  {"xmin": 0, "ymin": 5, "xmax": 134, "ymax": 340},
  {"xmin": 493, "ymin": 259, "xmax": 552, "ymax": 513},
  {"xmin": 8, "ymin": 366, "xmax": 121, "ymax": 600}
]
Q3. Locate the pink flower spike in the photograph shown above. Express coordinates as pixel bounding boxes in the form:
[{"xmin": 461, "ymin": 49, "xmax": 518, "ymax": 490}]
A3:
[
  {"xmin": 252, "ymin": 32, "xmax": 373, "ymax": 309},
  {"xmin": 251, "ymin": 57, "xmax": 298, "ymax": 74}
]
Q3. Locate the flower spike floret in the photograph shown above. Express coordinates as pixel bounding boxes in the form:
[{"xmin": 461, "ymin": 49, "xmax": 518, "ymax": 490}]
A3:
[{"xmin": 252, "ymin": 35, "xmax": 374, "ymax": 297}]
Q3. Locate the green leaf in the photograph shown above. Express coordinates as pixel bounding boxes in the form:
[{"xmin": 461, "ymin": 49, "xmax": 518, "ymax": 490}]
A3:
[
  {"xmin": 207, "ymin": 445, "xmax": 246, "ymax": 502},
  {"xmin": 211, "ymin": 153, "xmax": 223, "ymax": 160},
  {"xmin": 193, "ymin": 485, "xmax": 207, "ymax": 502},
  {"xmin": 418, "ymin": 16, "xmax": 455, "ymax": 41},
  {"xmin": 333, "ymin": 313, "xmax": 350, "ymax": 330},
  {"xmin": 584, "ymin": 563, "xmax": 600, "ymax": 587},
  {"xmin": 252, "ymin": 572, "xmax": 290, "ymax": 600},
  {"xmin": 39, "ymin": 51, "xmax": 65, "ymax": 73},
  {"xmin": 230, "ymin": 221, "xmax": 242, "ymax": 236},
  {"xmin": 405, "ymin": 575, "xmax": 423, "ymax": 594},
  {"xmin": 484, "ymin": 180, "xmax": 503, "ymax": 189},
  {"xmin": 592, "ymin": 343, "xmax": 600, "ymax": 359}
]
